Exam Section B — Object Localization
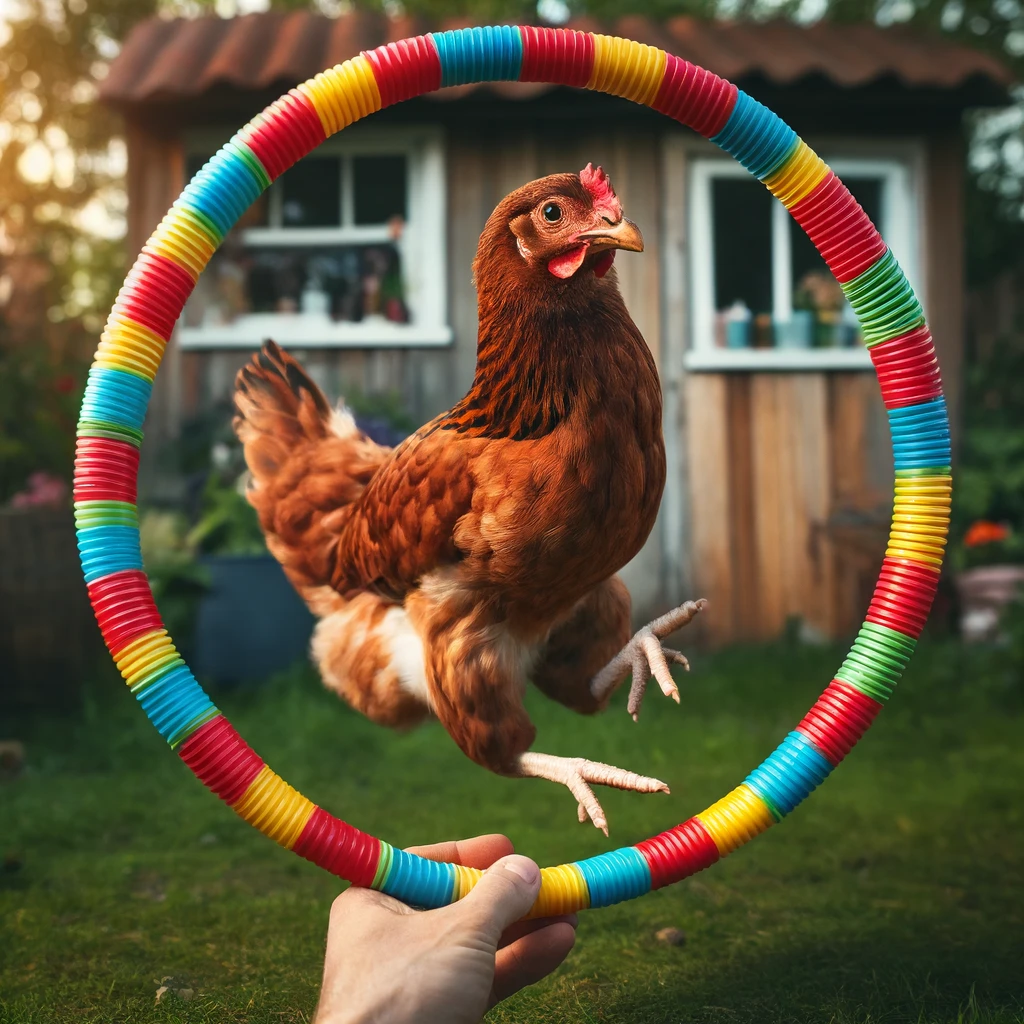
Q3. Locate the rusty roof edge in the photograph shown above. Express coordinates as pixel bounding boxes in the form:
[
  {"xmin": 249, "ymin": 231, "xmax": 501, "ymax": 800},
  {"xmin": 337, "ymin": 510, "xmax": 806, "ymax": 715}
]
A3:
[{"xmin": 97, "ymin": 12, "xmax": 1017, "ymax": 105}]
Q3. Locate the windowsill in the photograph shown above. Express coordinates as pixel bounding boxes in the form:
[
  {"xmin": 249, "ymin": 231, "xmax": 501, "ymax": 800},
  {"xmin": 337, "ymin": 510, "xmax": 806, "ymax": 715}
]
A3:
[
  {"xmin": 684, "ymin": 347, "xmax": 874, "ymax": 372},
  {"xmin": 178, "ymin": 314, "xmax": 453, "ymax": 350}
]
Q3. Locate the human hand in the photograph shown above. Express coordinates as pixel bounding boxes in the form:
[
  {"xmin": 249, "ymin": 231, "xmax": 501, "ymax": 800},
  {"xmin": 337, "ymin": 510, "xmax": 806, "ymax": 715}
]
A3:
[{"xmin": 313, "ymin": 834, "xmax": 576, "ymax": 1024}]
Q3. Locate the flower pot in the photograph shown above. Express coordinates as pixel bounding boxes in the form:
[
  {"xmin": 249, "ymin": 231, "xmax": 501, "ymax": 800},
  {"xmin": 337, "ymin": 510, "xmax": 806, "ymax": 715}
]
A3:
[
  {"xmin": 775, "ymin": 310, "xmax": 815, "ymax": 349},
  {"xmin": 954, "ymin": 565, "xmax": 1024, "ymax": 642},
  {"xmin": 191, "ymin": 554, "xmax": 314, "ymax": 685},
  {"xmin": 725, "ymin": 319, "xmax": 751, "ymax": 349}
]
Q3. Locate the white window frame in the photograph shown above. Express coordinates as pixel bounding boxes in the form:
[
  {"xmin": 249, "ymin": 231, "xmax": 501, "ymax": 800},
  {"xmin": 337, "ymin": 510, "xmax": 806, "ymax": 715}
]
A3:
[
  {"xmin": 177, "ymin": 124, "xmax": 451, "ymax": 349},
  {"xmin": 686, "ymin": 145, "xmax": 923, "ymax": 371}
]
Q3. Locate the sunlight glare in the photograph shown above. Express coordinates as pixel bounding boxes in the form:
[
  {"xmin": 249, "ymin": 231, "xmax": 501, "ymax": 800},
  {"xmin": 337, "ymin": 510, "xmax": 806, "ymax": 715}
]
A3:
[{"xmin": 18, "ymin": 138, "xmax": 52, "ymax": 184}]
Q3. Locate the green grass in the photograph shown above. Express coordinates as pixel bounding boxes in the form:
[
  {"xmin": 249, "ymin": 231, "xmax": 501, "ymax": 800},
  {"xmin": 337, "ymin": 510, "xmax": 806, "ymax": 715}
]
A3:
[{"xmin": 1, "ymin": 639, "xmax": 1022, "ymax": 1023}]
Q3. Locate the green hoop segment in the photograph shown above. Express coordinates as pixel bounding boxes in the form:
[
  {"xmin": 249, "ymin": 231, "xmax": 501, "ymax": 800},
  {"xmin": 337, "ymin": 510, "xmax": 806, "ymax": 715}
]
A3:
[{"xmin": 75, "ymin": 26, "xmax": 950, "ymax": 918}]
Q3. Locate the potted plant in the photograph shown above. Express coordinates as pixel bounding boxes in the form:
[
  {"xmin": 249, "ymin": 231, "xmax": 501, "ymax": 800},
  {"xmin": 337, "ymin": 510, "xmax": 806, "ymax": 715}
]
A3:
[
  {"xmin": 139, "ymin": 508, "xmax": 211, "ymax": 656},
  {"xmin": 781, "ymin": 277, "xmax": 817, "ymax": 349},
  {"xmin": 189, "ymin": 461, "xmax": 319, "ymax": 686},
  {"xmin": 953, "ymin": 522, "xmax": 1024, "ymax": 641},
  {"xmin": 951, "ymin": 338, "xmax": 1024, "ymax": 642},
  {"xmin": 793, "ymin": 270, "xmax": 847, "ymax": 348}
]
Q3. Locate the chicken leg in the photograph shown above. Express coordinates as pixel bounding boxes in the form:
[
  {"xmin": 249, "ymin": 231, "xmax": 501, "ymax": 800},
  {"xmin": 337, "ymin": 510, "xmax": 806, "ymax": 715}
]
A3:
[{"xmin": 590, "ymin": 599, "xmax": 707, "ymax": 720}]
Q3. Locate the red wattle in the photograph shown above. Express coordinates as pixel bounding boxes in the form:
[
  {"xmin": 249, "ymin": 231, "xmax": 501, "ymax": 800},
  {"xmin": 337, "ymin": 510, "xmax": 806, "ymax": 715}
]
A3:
[
  {"xmin": 548, "ymin": 244, "xmax": 589, "ymax": 278},
  {"xmin": 594, "ymin": 251, "xmax": 615, "ymax": 277}
]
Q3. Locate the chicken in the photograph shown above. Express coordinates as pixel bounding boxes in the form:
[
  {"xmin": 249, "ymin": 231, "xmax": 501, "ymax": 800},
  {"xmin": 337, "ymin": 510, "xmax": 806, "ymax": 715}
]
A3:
[{"xmin": 233, "ymin": 164, "xmax": 705, "ymax": 834}]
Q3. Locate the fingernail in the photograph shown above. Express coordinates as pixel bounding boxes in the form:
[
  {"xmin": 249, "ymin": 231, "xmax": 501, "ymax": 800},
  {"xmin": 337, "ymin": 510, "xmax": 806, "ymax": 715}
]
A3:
[{"xmin": 503, "ymin": 856, "xmax": 539, "ymax": 885}]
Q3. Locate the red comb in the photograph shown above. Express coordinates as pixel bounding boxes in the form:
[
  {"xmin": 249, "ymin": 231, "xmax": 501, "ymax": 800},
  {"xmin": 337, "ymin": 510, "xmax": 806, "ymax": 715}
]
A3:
[{"xmin": 580, "ymin": 163, "xmax": 622, "ymax": 220}]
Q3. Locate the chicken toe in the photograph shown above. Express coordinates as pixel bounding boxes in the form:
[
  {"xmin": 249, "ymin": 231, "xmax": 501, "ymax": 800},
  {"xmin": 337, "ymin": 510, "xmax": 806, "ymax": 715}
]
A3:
[{"xmin": 512, "ymin": 751, "xmax": 669, "ymax": 835}]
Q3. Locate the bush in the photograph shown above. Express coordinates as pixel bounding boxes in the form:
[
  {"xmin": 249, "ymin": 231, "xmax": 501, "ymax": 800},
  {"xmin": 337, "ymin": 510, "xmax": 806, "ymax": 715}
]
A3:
[{"xmin": 0, "ymin": 343, "xmax": 84, "ymax": 504}]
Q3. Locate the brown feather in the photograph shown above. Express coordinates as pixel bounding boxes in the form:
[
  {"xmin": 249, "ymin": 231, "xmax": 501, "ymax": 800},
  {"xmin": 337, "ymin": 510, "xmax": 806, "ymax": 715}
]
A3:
[
  {"xmin": 232, "ymin": 340, "xmax": 390, "ymax": 613},
  {"xmin": 234, "ymin": 171, "xmax": 666, "ymax": 779}
]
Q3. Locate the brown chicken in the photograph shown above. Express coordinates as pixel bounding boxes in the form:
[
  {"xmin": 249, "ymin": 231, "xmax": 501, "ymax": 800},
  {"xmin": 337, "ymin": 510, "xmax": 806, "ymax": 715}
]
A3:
[{"xmin": 233, "ymin": 165, "xmax": 705, "ymax": 833}]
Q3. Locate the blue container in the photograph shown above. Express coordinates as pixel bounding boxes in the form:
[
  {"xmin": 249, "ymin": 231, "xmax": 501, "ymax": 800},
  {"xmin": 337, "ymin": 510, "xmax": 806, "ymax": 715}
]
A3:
[
  {"xmin": 726, "ymin": 319, "xmax": 752, "ymax": 349},
  {"xmin": 191, "ymin": 554, "xmax": 314, "ymax": 685},
  {"xmin": 775, "ymin": 310, "xmax": 815, "ymax": 349}
]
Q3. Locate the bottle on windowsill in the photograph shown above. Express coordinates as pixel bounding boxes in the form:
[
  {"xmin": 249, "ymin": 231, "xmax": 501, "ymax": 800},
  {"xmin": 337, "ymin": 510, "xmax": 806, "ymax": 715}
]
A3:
[
  {"xmin": 300, "ymin": 273, "xmax": 330, "ymax": 317},
  {"xmin": 724, "ymin": 300, "xmax": 752, "ymax": 349}
]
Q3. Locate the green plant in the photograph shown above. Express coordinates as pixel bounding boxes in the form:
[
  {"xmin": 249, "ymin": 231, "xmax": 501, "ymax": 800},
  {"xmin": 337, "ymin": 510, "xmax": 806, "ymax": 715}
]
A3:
[
  {"xmin": 186, "ymin": 468, "xmax": 266, "ymax": 557},
  {"xmin": 344, "ymin": 387, "xmax": 417, "ymax": 434},
  {"xmin": 139, "ymin": 509, "xmax": 210, "ymax": 650},
  {"xmin": 951, "ymin": 338, "xmax": 1024, "ymax": 569}
]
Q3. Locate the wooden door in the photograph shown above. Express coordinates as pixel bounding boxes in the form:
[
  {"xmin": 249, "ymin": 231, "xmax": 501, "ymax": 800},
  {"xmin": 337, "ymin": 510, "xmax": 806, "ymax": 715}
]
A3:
[{"xmin": 686, "ymin": 371, "xmax": 892, "ymax": 644}]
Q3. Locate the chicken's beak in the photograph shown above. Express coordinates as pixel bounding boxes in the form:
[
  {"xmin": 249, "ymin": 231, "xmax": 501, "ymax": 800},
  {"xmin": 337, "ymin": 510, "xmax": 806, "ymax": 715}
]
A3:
[{"xmin": 576, "ymin": 217, "xmax": 644, "ymax": 254}]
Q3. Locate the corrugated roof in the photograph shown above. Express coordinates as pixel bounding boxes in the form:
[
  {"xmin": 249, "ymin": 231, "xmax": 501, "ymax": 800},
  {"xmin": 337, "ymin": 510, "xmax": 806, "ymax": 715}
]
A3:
[{"xmin": 99, "ymin": 10, "xmax": 1013, "ymax": 105}]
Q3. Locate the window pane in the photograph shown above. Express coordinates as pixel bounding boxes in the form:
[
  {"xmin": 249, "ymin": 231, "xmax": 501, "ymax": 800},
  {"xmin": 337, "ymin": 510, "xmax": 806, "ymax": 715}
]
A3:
[
  {"xmin": 353, "ymin": 155, "xmax": 407, "ymax": 225},
  {"xmin": 184, "ymin": 242, "xmax": 409, "ymax": 325},
  {"xmin": 846, "ymin": 176, "xmax": 883, "ymax": 229},
  {"xmin": 712, "ymin": 178, "xmax": 773, "ymax": 348},
  {"xmin": 279, "ymin": 157, "xmax": 341, "ymax": 227},
  {"xmin": 788, "ymin": 175, "xmax": 884, "ymax": 348}
]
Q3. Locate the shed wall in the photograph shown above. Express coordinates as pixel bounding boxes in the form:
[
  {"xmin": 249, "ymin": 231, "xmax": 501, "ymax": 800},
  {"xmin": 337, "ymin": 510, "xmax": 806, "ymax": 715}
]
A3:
[
  {"xmin": 122, "ymin": 100, "xmax": 965, "ymax": 640},
  {"xmin": 682, "ymin": 130, "xmax": 964, "ymax": 645}
]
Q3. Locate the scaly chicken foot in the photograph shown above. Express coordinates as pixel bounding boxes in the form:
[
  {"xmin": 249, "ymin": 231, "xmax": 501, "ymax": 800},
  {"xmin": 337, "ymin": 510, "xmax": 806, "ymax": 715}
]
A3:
[
  {"xmin": 590, "ymin": 599, "xmax": 708, "ymax": 721},
  {"xmin": 512, "ymin": 751, "xmax": 669, "ymax": 836}
]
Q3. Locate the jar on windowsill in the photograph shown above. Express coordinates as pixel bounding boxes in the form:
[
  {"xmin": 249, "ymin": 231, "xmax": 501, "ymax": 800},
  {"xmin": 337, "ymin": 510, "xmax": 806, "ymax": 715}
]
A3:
[{"xmin": 815, "ymin": 309, "xmax": 842, "ymax": 348}]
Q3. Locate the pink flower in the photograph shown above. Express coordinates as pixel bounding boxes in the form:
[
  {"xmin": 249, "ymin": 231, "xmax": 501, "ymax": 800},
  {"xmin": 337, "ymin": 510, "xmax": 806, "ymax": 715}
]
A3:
[{"xmin": 10, "ymin": 472, "xmax": 68, "ymax": 508}]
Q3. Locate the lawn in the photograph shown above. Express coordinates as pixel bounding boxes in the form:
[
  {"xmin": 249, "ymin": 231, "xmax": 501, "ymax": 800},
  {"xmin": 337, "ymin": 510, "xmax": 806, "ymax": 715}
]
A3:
[{"xmin": 1, "ymin": 637, "xmax": 1022, "ymax": 1023}]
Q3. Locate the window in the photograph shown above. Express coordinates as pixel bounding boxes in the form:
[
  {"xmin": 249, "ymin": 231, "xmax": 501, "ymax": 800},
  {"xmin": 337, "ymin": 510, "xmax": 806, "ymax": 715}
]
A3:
[
  {"xmin": 178, "ymin": 127, "xmax": 449, "ymax": 349},
  {"xmin": 688, "ymin": 152, "xmax": 921, "ymax": 370}
]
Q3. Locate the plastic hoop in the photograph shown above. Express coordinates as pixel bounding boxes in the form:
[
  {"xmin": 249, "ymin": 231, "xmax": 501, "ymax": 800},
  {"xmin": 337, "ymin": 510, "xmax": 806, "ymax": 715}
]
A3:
[{"xmin": 76, "ymin": 27, "xmax": 950, "ymax": 918}]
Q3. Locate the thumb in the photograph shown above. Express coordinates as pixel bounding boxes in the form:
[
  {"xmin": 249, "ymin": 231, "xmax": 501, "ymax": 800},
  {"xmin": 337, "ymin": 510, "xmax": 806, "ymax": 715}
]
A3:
[{"xmin": 453, "ymin": 855, "xmax": 541, "ymax": 943}]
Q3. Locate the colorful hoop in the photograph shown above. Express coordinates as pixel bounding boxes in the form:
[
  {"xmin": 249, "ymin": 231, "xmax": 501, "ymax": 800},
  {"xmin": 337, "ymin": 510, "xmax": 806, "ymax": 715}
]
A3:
[{"xmin": 76, "ymin": 27, "xmax": 950, "ymax": 917}]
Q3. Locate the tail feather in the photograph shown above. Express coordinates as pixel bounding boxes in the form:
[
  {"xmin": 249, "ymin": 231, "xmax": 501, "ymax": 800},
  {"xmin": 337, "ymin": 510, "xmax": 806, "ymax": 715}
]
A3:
[{"xmin": 233, "ymin": 341, "xmax": 390, "ymax": 606}]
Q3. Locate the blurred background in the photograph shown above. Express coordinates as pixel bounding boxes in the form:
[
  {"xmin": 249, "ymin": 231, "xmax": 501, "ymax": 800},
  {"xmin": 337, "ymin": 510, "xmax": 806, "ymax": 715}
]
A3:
[{"xmin": 1, "ymin": 1, "xmax": 1022, "ymax": 1022}]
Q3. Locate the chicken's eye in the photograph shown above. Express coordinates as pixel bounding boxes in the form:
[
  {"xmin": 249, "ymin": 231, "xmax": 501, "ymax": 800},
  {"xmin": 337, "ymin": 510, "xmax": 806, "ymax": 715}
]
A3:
[{"xmin": 542, "ymin": 202, "xmax": 562, "ymax": 223}]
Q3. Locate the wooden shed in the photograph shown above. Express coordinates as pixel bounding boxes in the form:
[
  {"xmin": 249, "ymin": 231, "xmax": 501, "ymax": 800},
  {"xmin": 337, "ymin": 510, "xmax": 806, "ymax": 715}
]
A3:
[{"xmin": 100, "ymin": 12, "xmax": 1011, "ymax": 643}]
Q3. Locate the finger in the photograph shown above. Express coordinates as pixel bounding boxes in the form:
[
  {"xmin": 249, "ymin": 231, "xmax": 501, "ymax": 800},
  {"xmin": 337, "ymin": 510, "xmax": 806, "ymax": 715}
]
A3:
[
  {"xmin": 454, "ymin": 855, "xmax": 541, "ymax": 940},
  {"xmin": 490, "ymin": 922, "xmax": 577, "ymax": 1007},
  {"xmin": 406, "ymin": 834, "xmax": 514, "ymax": 869},
  {"xmin": 498, "ymin": 913, "xmax": 577, "ymax": 949}
]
